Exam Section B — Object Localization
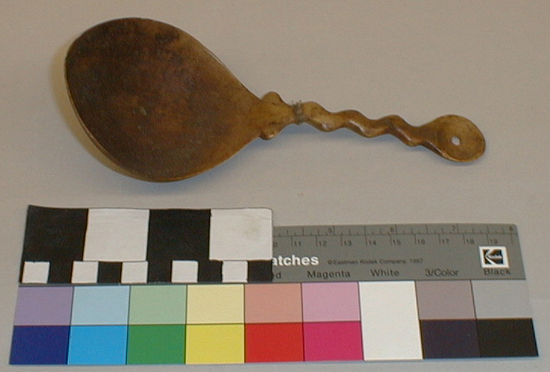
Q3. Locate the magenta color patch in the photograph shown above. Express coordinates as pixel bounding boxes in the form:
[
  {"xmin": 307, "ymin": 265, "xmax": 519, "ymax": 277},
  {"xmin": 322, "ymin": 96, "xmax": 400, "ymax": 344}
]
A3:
[
  {"xmin": 303, "ymin": 322, "xmax": 363, "ymax": 361},
  {"xmin": 301, "ymin": 282, "xmax": 360, "ymax": 322}
]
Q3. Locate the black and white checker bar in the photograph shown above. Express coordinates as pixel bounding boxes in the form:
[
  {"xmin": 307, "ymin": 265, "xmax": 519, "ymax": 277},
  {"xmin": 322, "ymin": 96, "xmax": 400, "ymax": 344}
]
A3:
[{"xmin": 20, "ymin": 206, "xmax": 273, "ymax": 285}]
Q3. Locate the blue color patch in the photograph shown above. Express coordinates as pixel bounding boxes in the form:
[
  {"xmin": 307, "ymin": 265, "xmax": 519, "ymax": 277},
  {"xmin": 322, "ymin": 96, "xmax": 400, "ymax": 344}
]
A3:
[
  {"xmin": 68, "ymin": 325, "xmax": 128, "ymax": 365},
  {"xmin": 10, "ymin": 326, "xmax": 70, "ymax": 364},
  {"xmin": 71, "ymin": 286, "xmax": 130, "ymax": 325}
]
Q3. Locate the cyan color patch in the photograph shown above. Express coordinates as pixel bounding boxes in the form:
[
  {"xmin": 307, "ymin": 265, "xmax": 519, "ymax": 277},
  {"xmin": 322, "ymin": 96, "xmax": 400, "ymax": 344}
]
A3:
[{"xmin": 68, "ymin": 325, "xmax": 128, "ymax": 365}]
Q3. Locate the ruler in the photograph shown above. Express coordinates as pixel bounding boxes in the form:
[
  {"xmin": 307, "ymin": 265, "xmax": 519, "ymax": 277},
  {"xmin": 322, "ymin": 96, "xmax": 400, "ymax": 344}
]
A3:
[{"xmin": 272, "ymin": 223, "xmax": 524, "ymax": 283}]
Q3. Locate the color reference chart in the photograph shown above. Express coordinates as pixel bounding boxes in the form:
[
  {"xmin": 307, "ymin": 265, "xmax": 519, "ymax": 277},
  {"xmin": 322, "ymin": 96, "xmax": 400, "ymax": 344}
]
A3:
[
  {"xmin": 10, "ymin": 210, "xmax": 539, "ymax": 365},
  {"xmin": 11, "ymin": 280, "xmax": 537, "ymax": 365}
]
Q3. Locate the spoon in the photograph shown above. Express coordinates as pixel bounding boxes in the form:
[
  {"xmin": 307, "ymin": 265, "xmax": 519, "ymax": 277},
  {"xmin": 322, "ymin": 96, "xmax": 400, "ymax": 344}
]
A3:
[{"xmin": 65, "ymin": 18, "xmax": 485, "ymax": 182}]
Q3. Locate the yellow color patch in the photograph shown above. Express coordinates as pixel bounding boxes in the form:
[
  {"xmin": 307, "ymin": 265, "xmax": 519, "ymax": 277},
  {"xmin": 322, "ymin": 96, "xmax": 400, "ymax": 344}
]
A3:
[
  {"xmin": 185, "ymin": 324, "xmax": 244, "ymax": 364},
  {"xmin": 186, "ymin": 284, "xmax": 244, "ymax": 324}
]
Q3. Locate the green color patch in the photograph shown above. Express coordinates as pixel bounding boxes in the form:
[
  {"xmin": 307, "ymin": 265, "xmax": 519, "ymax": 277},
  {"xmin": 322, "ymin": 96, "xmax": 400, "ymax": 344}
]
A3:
[
  {"xmin": 127, "ymin": 325, "xmax": 185, "ymax": 364},
  {"xmin": 129, "ymin": 285, "xmax": 187, "ymax": 324}
]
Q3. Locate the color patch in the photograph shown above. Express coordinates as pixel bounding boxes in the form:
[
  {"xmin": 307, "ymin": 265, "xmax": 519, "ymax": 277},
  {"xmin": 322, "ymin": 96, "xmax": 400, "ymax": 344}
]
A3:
[
  {"xmin": 302, "ymin": 282, "xmax": 360, "ymax": 322},
  {"xmin": 127, "ymin": 325, "xmax": 185, "ymax": 364},
  {"xmin": 129, "ymin": 285, "xmax": 187, "ymax": 324},
  {"xmin": 186, "ymin": 284, "xmax": 244, "ymax": 324},
  {"xmin": 246, "ymin": 323, "xmax": 304, "ymax": 362},
  {"xmin": 472, "ymin": 280, "xmax": 533, "ymax": 318},
  {"xmin": 71, "ymin": 286, "xmax": 130, "ymax": 325},
  {"xmin": 245, "ymin": 283, "xmax": 302, "ymax": 323},
  {"xmin": 359, "ymin": 281, "xmax": 422, "ymax": 361},
  {"xmin": 477, "ymin": 319, "xmax": 538, "ymax": 357},
  {"xmin": 186, "ymin": 324, "xmax": 245, "ymax": 364},
  {"xmin": 68, "ymin": 326, "xmax": 127, "ymax": 365},
  {"xmin": 416, "ymin": 281, "xmax": 475, "ymax": 320},
  {"xmin": 303, "ymin": 322, "xmax": 363, "ymax": 361},
  {"xmin": 10, "ymin": 326, "xmax": 70, "ymax": 364},
  {"xmin": 14, "ymin": 286, "xmax": 73, "ymax": 326},
  {"xmin": 421, "ymin": 320, "xmax": 479, "ymax": 358}
]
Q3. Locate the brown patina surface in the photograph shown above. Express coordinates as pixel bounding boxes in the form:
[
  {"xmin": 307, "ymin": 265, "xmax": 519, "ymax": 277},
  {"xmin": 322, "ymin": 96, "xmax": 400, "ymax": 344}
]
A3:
[{"xmin": 66, "ymin": 18, "xmax": 485, "ymax": 181}]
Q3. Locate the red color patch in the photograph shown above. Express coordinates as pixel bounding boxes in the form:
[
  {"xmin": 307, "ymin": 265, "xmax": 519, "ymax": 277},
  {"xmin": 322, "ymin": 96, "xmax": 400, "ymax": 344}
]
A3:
[{"xmin": 245, "ymin": 323, "xmax": 304, "ymax": 362}]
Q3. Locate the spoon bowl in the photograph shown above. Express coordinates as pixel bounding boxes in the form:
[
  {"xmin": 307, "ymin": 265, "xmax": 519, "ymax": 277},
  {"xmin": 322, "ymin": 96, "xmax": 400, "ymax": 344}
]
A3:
[{"xmin": 65, "ymin": 18, "xmax": 485, "ymax": 181}]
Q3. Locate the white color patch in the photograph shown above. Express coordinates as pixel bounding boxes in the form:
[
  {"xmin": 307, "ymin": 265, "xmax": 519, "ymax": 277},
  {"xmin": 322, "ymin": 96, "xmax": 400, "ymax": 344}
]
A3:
[
  {"xmin": 209, "ymin": 208, "xmax": 272, "ymax": 261},
  {"xmin": 83, "ymin": 208, "xmax": 149, "ymax": 262},
  {"xmin": 222, "ymin": 261, "xmax": 248, "ymax": 283},
  {"xmin": 171, "ymin": 260, "xmax": 199, "ymax": 283},
  {"xmin": 22, "ymin": 261, "xmax": 50, "ymax": 283},
  {"xmin": 121, "ymin": 261, "xmax": 148, "ymax": 284},
  {"xmin": 359, "ymin": 281, "xmax": 422, "ymax": 361},
  {"xmin": 71, "ymin": 261, "xmax": 98, "ymax": 283}
]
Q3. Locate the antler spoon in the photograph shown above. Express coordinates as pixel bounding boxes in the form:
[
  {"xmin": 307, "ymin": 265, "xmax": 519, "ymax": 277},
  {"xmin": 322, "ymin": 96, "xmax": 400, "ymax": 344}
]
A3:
[{"xmin": 65, "ymin": 18, "xmax": 485, "ymax": 182}]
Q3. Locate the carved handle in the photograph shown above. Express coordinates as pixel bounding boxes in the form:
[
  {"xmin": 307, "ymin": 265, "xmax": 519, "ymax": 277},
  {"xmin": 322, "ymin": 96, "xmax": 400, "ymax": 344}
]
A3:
[{"xmin": 256, "ymin": 92, "xmax": 485, "ymax": 162}]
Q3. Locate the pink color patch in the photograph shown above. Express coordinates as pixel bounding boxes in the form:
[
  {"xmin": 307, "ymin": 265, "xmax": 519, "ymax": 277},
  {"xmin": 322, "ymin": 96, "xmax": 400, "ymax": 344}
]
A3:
[
  {"xmin": 302, "ymin": 282, "xmax": 360, "ymax": 322},
  {"xmin": 303, "ymin": 322, "xmax": 363, "ymax": 361}
]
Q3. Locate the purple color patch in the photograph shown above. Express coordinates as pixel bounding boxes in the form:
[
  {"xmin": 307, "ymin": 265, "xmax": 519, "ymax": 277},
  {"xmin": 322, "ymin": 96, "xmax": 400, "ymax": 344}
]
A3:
[{"xmin": 14, "ymin": 286, "xmax": 73, "ymax": 326}]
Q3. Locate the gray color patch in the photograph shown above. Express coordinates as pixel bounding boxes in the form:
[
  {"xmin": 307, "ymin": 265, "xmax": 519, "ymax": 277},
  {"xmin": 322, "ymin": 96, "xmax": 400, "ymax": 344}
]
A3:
[{"xmin": 472, "ymin": 280, "xmax": 533, "ymax": 318}]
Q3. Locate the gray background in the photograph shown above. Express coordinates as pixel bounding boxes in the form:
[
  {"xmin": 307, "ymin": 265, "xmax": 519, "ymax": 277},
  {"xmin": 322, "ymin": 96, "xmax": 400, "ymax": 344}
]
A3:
[{"xmin": 1, "ymin": 1, "xmax": 549, "ymax": 371}]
